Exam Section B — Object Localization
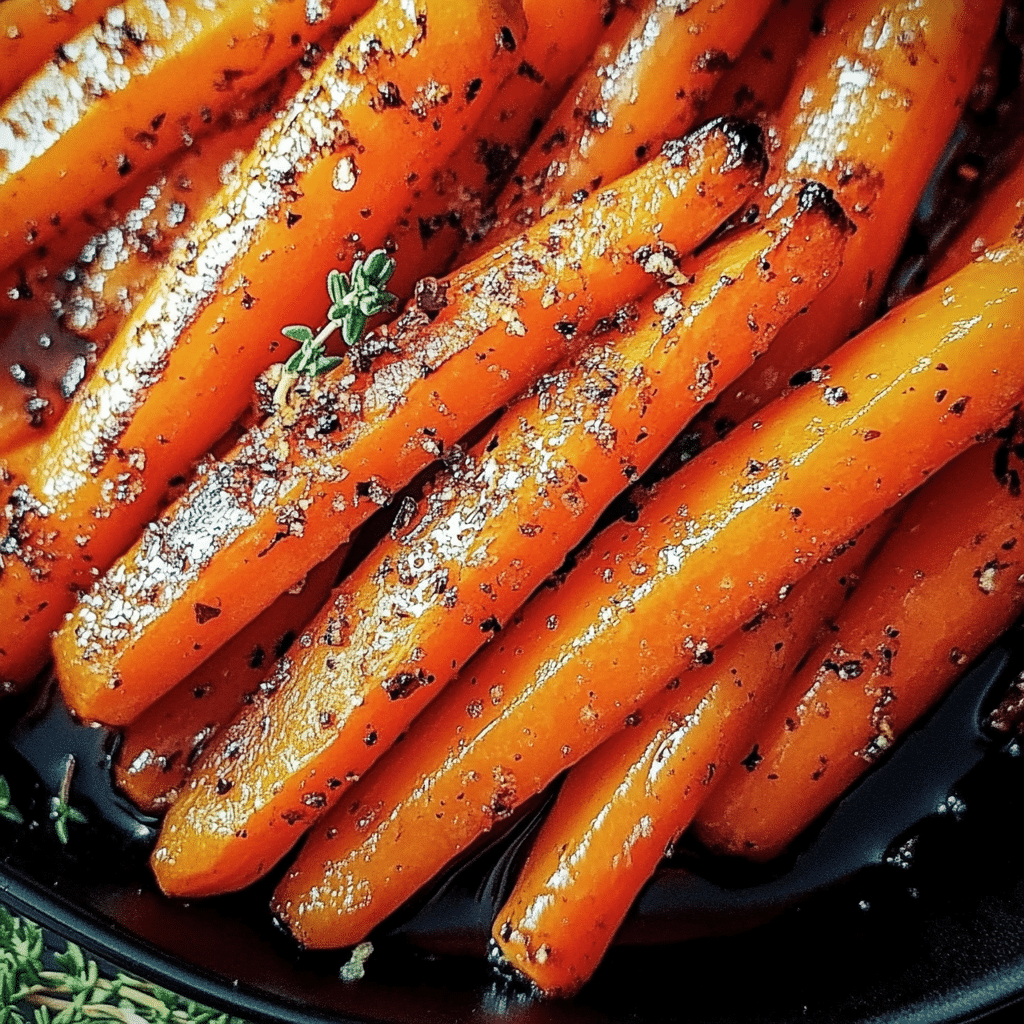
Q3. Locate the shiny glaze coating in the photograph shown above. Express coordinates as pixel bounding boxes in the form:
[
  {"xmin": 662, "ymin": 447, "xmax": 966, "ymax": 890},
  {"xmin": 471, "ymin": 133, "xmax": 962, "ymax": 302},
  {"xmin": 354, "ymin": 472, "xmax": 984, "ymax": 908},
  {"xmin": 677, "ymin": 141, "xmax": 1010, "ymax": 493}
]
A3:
[
  {"xmin": 0, "ymin": 65, "xmax": 312, "ymax": 466},
  {"xmin": 0, "ymin": 0, "xmax": 527, "ymax": 688},
  {"xmin": 479, "ymin": 0, "xmax": 775, "ymax": 250},
  {"xmin": 696, "ymin": 0, "xmax": 1003, "ymax": 446},
  {"xmin": 695, "ymin": 436, "xmax": 1024, "ymax": 860},
  {"xmin": 0, "ymin": 0, "xmax": 371, "ymax": 265},
  {"xmin": 384, "ymin": 0, "xmax": 616, "ymax": 296},
  {"xmin": 116, "ymin": 545, "xmax": 346, "ymax": 813},
  {"xmin": 492, "ymin": 514, "xmax": 891, "ymax": 997},
  {"xmin": 151, "ymin": 175, "xmax": 848, "ymax": 899},
  {"xmin": 51, "ymin": 118, "xmax": 763, "ymax": 723},
  {"xmin": 273, "ymin": 235, "xmax": 1024, "ymax": 950},
  {"xmin": 1, "ymin": 0, "xmax": 117, "ymax": 102}
]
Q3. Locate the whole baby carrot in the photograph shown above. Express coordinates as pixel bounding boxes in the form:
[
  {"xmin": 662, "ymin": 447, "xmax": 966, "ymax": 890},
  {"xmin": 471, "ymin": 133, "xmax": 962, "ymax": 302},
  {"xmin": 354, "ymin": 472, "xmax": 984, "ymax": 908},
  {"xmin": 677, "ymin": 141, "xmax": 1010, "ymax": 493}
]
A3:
[
  {"xmin": 693, "ymin": 436, "xmax": 1024, "ymax": 862},
  {"xmin": 477, "ymin": 0, "xmax": 774, "ymax": 250},
  {"xmin": 491, "ymin": 513, "xmax": 892, "ymax": 997},
  {"xmin": 116, "ymin": 546, "xmax": 346, "ymax": 813},
  {"xmin": 272, "ymin": 235, "xmax": 1024, "ymax": 951},
  {"xmin": 0, "ymin": 0, "xmax": 371, "ymax": 267},
  {"xmin": 150, "ymin": 180, "xmax": 849, "ymax": 899},
  {"xmin": 0, "ymin": 0, "xmax": 529, "ymax": 689},
  {"xmin": 692, "ymin": 0, "xmax": 1001, "ymax": 449},
  {"xmin": 48, "ymin": 118, "xmax": 765, "ymax": 718},
  {"xmin": 0, "ymin": 0, "xmax": 114, "ymax": 103}
]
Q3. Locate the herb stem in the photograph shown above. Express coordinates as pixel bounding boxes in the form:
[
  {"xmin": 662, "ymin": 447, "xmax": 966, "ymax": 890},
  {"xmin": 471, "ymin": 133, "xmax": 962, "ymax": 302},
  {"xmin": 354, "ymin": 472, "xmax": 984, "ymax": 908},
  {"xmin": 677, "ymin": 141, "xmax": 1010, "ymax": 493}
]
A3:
[
  {"xmin": 272, "ymin": 320, "xmax": 340, "ymax": 407},
  {"xmin": 24, "ymin": 991, "xmax": 150, "ymax": 1024}
]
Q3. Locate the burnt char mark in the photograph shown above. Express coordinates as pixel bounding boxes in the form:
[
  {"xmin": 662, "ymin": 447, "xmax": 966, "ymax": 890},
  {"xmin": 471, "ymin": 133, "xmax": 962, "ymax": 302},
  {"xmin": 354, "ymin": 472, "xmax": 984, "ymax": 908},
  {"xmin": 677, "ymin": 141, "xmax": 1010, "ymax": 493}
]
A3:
[
  {"xmin": 663, "ymin": 118, "xmax": 767, "ymax": 178},
  {"xmin": 796, "ymin": 180, "xmax": 857, "ymax": 235},
  {"xmin": 692, "ymin": 49, "xmax": 731, "ymax": 75}
]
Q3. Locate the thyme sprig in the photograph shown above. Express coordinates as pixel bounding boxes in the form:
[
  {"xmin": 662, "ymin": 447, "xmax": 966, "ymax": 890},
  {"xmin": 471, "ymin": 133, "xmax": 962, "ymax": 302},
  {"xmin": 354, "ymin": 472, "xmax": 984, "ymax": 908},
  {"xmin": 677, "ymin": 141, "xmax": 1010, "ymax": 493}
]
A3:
[
  {"xmin": 1, "ymin": 907, "xmax": 247, "ymax": 1024},
  {"xmin": 274, "ymin": 248, "xmax": 397, "ymax": 407},
  {"xmin": 0, "ymin": 775, "xmax": 23, "ymax": 826},
  {"xmin": 49, "ymin": 757, "xmax": 86, "ymax": 846}
]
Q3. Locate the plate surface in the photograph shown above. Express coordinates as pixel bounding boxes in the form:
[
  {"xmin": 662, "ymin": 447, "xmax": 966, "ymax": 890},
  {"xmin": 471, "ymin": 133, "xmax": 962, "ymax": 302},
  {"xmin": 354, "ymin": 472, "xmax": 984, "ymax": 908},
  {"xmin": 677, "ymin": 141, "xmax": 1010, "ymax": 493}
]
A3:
[{"xmin": 4, "ymin": 634, "xmax": 1024, "ymax": 1024}]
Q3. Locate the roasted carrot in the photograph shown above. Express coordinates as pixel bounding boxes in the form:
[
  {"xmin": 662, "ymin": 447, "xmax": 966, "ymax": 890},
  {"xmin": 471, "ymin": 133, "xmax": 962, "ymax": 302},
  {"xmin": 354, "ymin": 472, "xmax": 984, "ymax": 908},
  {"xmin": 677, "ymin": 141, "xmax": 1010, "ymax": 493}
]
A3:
[
  {"xmin": 0, "ymin": 0, "xmax": 114, "ymax": 103},
  {"xmin": 694, "ymin": 436, "xmax": 1024, "ymax": 862},
  {"xmin": 384, "ymin": 0, "xmax": 615, "ymax": 297},
  {"xmin": 0, "ymin": 0, "xmax": 531, "ymax": 690},
  {"xmin": 691, "ymin": 0, "xmax": 1002, "ymax": 449},
  {"xmin": 272, "ymin": 234, "xmax": 1024, "ymax": 951},
  {"xmin": 47, "ymin": 118, "xmax": 764, "ymax": 719},
  {"xmin": 0, "ymin": 67, "xmax": 305, "ymax": 463},
  {"xmin": 0, "ymin": 0, "xmax": 371, "ymax": 267},
  {"xmin": 703, "ymin": 0, "xmax": 820, "ymax": 123},
  {"xmin": 476, "ymin": 0, "xmax": 774, "ymax": 250},
  {"xmin": 491, "ymin": 513, "xmax": 891, "ymax": 997},
  {"xmin": 116, "ymin": 546, "xmax": 346, "ymax": 814},
  {"xmin": 150, "ymin": 179, "xmax": 849, "ymax": 899}
]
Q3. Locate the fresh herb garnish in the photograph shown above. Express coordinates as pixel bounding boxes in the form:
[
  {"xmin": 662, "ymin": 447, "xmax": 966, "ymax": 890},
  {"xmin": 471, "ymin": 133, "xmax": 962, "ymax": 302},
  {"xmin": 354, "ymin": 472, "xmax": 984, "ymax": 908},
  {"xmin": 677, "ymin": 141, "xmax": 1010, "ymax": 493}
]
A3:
[
  {"xmin": 49, "ymin": 756, "xmax": 86, "ymax": 846},
  {"xmin": 274, "ymin": 248, "xmax": 397, "ymax": 407},
  {"xmin": 0, "ymin": 775, "xmax": 23, "ymax": 826},
  {"xmin": 1, "ymin": 906, "xmax": 248, "ymax": 1024}
]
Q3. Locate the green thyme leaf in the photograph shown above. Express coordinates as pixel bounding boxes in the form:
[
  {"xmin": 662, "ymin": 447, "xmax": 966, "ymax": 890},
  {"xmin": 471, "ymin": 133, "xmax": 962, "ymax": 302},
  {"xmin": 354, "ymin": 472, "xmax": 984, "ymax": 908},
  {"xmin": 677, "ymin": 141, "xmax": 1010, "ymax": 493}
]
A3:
[
  {"xmin": 2, "ymin": 906, "xmax": 250, "ymax": 1024},
  {"xmin": 49, "ymin": 757, "xmax": 86, "ymax": 846},
  {"xmin": 275, "ymin": 249, "xmax": 396, "ymax": 409},
  {"xmin": 0, "ymin": 777, "xmax": 23, "ymax": 826},
  {"xmin": 281, "ymin": 325, "xmax": 314, "ymax": 344}
]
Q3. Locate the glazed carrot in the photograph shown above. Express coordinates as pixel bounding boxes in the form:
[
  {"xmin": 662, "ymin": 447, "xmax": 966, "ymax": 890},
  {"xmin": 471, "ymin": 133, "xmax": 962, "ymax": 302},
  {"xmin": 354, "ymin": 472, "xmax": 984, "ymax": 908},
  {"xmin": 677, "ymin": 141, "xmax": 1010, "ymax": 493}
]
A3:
[
  {"xmin": 694, "ymin": 437, "xmax": 1024, "ymax": 862},
  {"xmin": 48, "ymin": 118, "xmax": 763, "ymax": 719},
  {"xmin": 0, "ymin": 67, "xmax": 305, "ymax": 462},
  {"xmin": 0, "ymin": 0, "xmax": 114, "ymax": 103},
  {"xmin": 0, "ymin": 0, "xmax": 530, "ymax": 689},
  {"xmin": 272, "ymin": 235, "xmax": 1024, "ymax": 951},
  {"xmin": 0, "ymin": 0, "xmax": 371, "ymax": 267},
  {"xmin": 703, "ymin": 0, "xmax": 819, "ymax": 122},
  {"xmin": 151, "ymin": 179, "xmax": 849, "ymax": 898},
  {"xmin": 692, "ymin": 0, "xmax": 1002, "ymax": 449},
  {"xmin": 385, "ymin": 0, "xmax": 615, "ymax": 296},
  {"xmin": 492, "ymin": 514, "xmax": 891, "ymax": 997},
  {"xmin": 477, "ymin": 0, "xmax": 774, "ymax": 250},
  {"xmin": 116, "ymin": 546, "xmax": 346, "ymax": 814}
]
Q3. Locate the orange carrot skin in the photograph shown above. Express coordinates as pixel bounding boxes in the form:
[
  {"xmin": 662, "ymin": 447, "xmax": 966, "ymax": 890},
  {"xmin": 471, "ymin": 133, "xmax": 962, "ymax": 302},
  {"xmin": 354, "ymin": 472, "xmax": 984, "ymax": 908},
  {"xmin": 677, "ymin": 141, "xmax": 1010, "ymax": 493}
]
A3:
[
  {"xmin": 386, "ymin": 0, "xmax": 615, "ymax": 294},
  {"xmin": 0, "ymin": 0, "xmax": 371, "ymax": 267},
  {"xmin": 0, "ymin": 68, "xmax": 306, "ymax": 462},
  {"xmin": 272, "ymin": 237, "xmax": 1024, "ymax": 951},
  {"xmin": 0, "ymin": 0, "xmax": 529, "ymax": 690},
  {"xmin": 479, "ymin": 0, "xmax": 774, "ymax": 250},
  {"xmin": 115, "ymin": 546, "xmax": 345, "ymax": 814},
  {"xmin": 703, "ymin": 0, "xmax": 819, "ymax": 123},
  {"xmin": 695, "ymin": 0, "xmax": 1002, "ymax": 446},
  {"xmin": 694, "ymin": 438, "xmax": 1024, "ymax": 862},
  {"xmin": 49, "ymin": 119, "xmax": 764, "ymax": 722},
  {"xmin": 150, "ymin": 181, "xmax": 847, "ymax": 899},
  {"xmin": 492, "ymin": 516, "xmax": 890, "ymax": 997},
  {"xmin": 0, "ymin": 0, "xmax": 114, "ymax": 102}
]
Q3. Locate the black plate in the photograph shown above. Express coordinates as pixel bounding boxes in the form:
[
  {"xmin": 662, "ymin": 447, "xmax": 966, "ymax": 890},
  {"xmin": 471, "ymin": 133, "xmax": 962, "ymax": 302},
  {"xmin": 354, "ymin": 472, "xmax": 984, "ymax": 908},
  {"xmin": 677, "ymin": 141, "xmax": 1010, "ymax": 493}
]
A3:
[{"xmin": 5, "ymin": 628, "xmax": 1024, "ymax": 1024}]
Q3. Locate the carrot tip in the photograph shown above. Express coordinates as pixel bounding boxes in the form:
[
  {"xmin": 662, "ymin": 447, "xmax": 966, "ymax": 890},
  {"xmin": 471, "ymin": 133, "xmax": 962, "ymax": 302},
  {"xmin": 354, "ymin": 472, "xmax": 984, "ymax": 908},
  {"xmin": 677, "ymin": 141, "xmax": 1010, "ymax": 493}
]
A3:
[{"xmin": 796, "ymin": 180, "xmax": 857, "ymax": 235}]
